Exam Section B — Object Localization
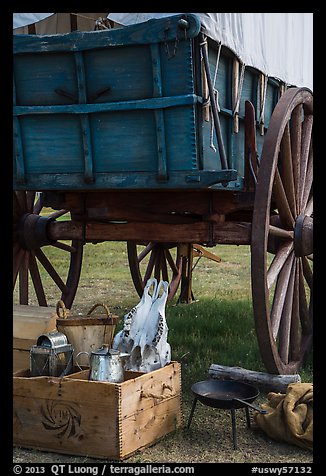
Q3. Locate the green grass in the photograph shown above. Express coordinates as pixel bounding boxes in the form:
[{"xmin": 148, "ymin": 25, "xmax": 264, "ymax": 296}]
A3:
[{"xmin": 14, "ymin": 241, "xmax": 313, "ymax": 390}]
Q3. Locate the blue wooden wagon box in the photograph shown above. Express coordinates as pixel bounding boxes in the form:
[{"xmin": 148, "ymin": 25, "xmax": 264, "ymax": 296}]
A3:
[{"xmin": 13, "ymin": 13, "xmax": 280, "ymax": 191}]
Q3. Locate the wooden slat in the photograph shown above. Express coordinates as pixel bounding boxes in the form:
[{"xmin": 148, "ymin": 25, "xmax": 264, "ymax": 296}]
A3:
[
  {"xmin": 14, "ymin": 94, "xmax": 201, "ymax": 116},
  {"xmin": 47, "ymin": 220, "xmax": 252, "ymax": 245}
]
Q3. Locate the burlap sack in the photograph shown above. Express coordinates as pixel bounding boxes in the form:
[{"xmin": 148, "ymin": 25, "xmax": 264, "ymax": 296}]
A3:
[{"xmin": 254, "ymin": 382, "xmax": 313, "ymax": 451}]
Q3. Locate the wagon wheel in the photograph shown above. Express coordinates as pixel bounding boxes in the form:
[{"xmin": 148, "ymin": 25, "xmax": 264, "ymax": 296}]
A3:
[
  {"xmin": 251, "ymin": 87, "xmax": 313, "ymax": 374},
  {"xmin": 127, "ymin": 242, "xmax": 186, "ymax": 301},
  {"xmin": 13, "ymin": 191, "xmax": 83, "ymax": 309}
]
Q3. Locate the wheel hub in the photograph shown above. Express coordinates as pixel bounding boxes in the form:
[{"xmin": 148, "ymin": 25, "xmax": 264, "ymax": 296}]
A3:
[
  {"xmin": 16, "ymin": 213, "xmax": 56, "ymax": 250},
  {"xmin": 294, "ymin": 214, "xmax": 313, "ymax": 257}
]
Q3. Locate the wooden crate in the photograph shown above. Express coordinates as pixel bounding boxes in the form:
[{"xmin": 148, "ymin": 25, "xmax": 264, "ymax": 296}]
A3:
[
  {"xmin": 13, "ymin": 361, "xmax": 182, "ymax": 460},
  {"xmin": 13, "ymin": 305, "xmax": 57, "ymax": 373}
]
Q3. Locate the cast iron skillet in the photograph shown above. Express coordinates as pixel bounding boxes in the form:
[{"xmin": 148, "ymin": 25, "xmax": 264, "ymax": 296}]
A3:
[{"xmin": 191, "ymin": 379, "xmax": 267, "ymax": 413}]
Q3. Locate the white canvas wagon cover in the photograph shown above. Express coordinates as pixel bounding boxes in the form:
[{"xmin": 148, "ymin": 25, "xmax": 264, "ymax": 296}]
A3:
[
  {"xmin": 107, "ymin": 13, "xmax": 313, "ymax": 91},
  {"xmin": 13, "ymin": 12, "xmax": 313, "ymax": 90}
]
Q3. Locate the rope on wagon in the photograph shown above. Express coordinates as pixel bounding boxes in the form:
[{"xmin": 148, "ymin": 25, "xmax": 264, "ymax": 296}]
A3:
[
  {"xmin": 232, "ymin": 60, "xmax": 246, "ymax": 134},
  {"xmin": 259, "ymin": 73, "xmax": 268, "ymax": 135},
  {"xmin": 209, "ymin": 42, "xmax": 222, "ymax": 152}
]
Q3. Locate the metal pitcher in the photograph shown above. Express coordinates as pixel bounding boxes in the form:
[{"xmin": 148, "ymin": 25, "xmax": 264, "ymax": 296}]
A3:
[{"xmin": 76, "ymin": 344, "xmax": 129, "ymax": 383}]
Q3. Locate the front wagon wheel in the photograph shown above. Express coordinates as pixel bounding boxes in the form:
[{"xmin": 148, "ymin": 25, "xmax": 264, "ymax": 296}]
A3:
[
  {"xmin": 13, "ymin": 191, "xmax": 83, "ymax": 309},
  {"xmin": 251, "ymin": 88, "xmax": 313, "ymax": 374}
]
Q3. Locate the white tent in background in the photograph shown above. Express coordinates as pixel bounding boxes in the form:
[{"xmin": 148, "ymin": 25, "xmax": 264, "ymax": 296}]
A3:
[{"xmin": 13, "ymin": 13, "xmax": 108, "ymax": 34}]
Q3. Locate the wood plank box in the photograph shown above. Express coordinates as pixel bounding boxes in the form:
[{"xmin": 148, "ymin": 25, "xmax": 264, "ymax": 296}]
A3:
[
  {"xmin": 13, "ymin": 305, "xmax": 57, "ymax": 373},
  {"xmin": 13, "ymin": 362, "xmax": 182, "ymax": 460}
]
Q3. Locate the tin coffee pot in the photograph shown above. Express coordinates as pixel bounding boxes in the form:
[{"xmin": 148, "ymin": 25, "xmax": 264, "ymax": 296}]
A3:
[{"xmin": 76, "ymin": 344, "xmax": 129, "ymax": 383}]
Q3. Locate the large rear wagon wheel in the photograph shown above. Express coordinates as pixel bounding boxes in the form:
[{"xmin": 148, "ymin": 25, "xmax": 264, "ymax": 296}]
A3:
[
  {"xmin": 251, "ymin": 88, "xmax": 313, "ymax": 374},
  {"xmin": 13, "ymin": 191, "xmax": 83, "ymax": 309}
]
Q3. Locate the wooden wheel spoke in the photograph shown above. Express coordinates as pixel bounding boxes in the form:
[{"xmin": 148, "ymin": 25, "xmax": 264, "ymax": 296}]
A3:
[
  {"xmin": 161, "ymin": 250, "xmax": 169, "ymax": 282},
  {"xmin": 48, "ymin": 209, "xmax": 68, "ymax": 220},
  {"xmin": 301, "ymin": 146, "xmax": 313, "ymax": 213},
  {"xmin": 299, "ymin": 115, "xmax": 313, "ymax": 212},
  {"xmin": 52, "ymin": 241, "xmax": 77, "ymax": 253},
  {"xmin": 301, "ymin": 147, "xmax": 313, "ymax": 211},
  {"xmin": 273, "ymin": 169, "xmax": 295, "ymax": 229},
  {"xmin": 302, "ymin": 256, "xmax": 313, "ymax": 290},
  {"xmin": 290, "ymin": 259, "xmax": 301, "ymax": 361},
  {"xmin": 35, "ymin": 248, "xmax": 68, "ymax": 294},
  {"xmin": 19, "ymin": 251, "xmax": 30, "ymax": 305},
  {"xmin": 13, "ymin": 247, "xmax": 25, "ymax": 287},
  {"xmin": 165, "ymin": 249, "xmax": 180, "ymax": 276},
  {"xmin": 16, "ymin": 191, "xmax": 27, "ymax": 212},
  {"xmin": 143, "ymin": 247, "xmax": 158, "ymax": 286},
  {"xmin": 29, "ymin": 251, "xmax": 47, "ymax": 306},
  {"xmin": 33, "ymin": 196, "xmax": 43, "ymax": 215},
  {"xmin": 26, "ymin": 191, "xmax": 36, "ymax": 214},
  {"xmin": 267, "ymin": 241, "xmax": 293, "ymax": 290},
  {"xmin": 279, "ymin": 124, "xmax": 296, "ymax": 216},
  {"xmin": 290, "ymin": 104, "xmax": 302, "ymax": 205},
  {"xmin": 278, "ymin": 257, "xmax": 296, "ymax": 364},
  {"xmin": 268, "ymin": 224, "xmax": 294, "ymax": 240},
  {"xmin": 298, "ymin": 259, "xmax": 311, "ymax": 335},
  {"xmin": 304, "ymin": 196, "xmax": 313, "ymax": 218},
  {"xmin": 138, "ymin": 242, "xmax": 155, "ymax": 263},
  {"xmin": 270, "ymin": 252, "xmax": 294, "ymax": 339},
  {"xmin": 154, "ymin": 248, "xmax": 162, "ymax": 282}
]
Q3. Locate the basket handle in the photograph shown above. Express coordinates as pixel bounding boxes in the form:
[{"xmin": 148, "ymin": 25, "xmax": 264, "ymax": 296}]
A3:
[
  {"xmin": 56, "ymin": 300, "xmax": 69, "ymax": 319},
  {"xmin": 87, "ymin": 303, "xmax": 110, "ymax": 317}
]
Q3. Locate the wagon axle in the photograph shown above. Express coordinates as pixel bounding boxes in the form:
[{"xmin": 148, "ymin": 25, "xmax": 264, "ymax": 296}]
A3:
[
  {"xmin": 16, "ymin": 212, "xmax": 55, "ymax": 250},
  {"xmin": 294, "ymin": 214, "xmax": 313, "ymax": 258}
]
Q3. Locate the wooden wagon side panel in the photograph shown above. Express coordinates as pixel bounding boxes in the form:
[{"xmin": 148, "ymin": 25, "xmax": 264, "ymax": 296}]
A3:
[{"xmin": 14, "ymin": 15, "xmax": 238, "ymax": 191}]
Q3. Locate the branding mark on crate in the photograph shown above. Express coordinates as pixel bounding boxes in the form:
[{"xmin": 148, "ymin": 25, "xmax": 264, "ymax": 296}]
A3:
[{"xmin": 40, "ymin": 400, "xmax": 83, "ymax": 440}]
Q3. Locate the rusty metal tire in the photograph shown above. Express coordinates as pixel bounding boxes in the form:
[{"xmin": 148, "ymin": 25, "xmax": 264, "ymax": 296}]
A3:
[
  {"xmin": 13, "ymin": 191, "xmax": 83, "ymax": 309},
  {"xmin": 251, "ymin": 87, "xmax": 313, "ymax": 374}
]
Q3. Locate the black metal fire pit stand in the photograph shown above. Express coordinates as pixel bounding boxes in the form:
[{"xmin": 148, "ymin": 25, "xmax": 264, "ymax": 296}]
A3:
[{"xmin": 187, "ymin": 397, "xmax": 251, "ymax": 450}]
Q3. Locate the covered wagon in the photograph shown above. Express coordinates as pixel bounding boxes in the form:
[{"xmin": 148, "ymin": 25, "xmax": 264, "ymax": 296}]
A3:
[{"xmin": 13, "ymin": 12, "xmax": 313, "ymax": 374}]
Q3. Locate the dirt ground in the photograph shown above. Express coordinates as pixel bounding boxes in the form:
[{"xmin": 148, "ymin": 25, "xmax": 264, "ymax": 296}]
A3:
[{"xmin": 13, "ymin": 392, "xmax": 313, "ymax": 464}]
